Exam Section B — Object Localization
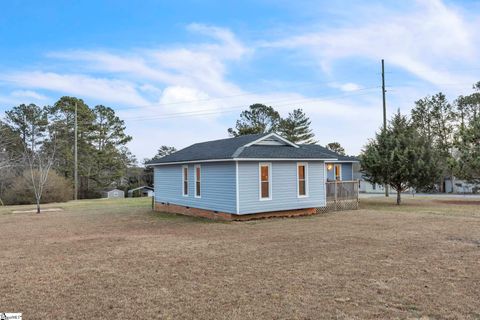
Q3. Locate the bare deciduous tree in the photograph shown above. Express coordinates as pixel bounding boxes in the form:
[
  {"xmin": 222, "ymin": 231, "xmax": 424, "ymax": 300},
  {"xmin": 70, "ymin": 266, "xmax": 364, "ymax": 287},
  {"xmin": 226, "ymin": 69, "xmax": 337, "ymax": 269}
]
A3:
[{"xmin": 22, "ymin": 132, "xmax": 57, "ymax": 214}]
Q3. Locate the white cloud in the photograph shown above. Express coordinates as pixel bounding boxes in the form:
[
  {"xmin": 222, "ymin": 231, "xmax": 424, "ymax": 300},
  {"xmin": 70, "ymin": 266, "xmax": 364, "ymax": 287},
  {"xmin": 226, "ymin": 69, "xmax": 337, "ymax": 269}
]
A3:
[
  {"xmin": 0, "ymin": 90, "xmax": 49, "ymax": 108},
  {"xmin": 186, "ymin": 23, "xmax": 250, "ymax": 60},
  {"xmin": 330, "ymin": 82, "xmax": 362, "ymax": 92},
  {"xmin": 1, "ymin": 72, "xmax": 149, "ymax": 106},
  {"xmin": 39, "ymin": 23, "xmax": 250, "ymax": 115},
  {"xmin": 265, "ymin": 0, "xmax": 479, "ymax": 88},
  {"xmin": 10, "ymin": 90, "xmax": 48, "ymax": 101}
]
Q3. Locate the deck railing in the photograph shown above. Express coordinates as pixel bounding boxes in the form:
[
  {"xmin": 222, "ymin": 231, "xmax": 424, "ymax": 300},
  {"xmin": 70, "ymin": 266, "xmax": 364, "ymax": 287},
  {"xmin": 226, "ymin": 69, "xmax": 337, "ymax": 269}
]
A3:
[{"xmin": 318, "ymin": 180, "xmax": 359, "ymax": 212}]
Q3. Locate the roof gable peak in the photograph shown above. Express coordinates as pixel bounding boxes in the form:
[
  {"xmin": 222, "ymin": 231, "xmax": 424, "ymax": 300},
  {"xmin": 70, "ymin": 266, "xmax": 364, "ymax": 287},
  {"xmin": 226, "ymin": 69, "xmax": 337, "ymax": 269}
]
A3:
[{"xmin": 243, "ymin": 133, "xmax": 299, "ymax": 148}]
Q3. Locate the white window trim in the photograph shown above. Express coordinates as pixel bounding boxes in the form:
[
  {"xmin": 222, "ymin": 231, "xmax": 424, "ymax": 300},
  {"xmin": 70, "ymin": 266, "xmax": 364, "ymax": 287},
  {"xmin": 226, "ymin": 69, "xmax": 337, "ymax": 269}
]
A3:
[
  {"xmin": 258, "ymin": 162, "xmax": 272, "ymax": 201},
  {"xmin": 335, "ymin": 164, "xmax": 342, "ymax": 181},
  {"xmin": 194, "ymin": 164, "xmax": 201, "ymax": 198},
  {"xmin": 182, "ymin": 165, "xmax": 189, "ymax": 197},
  {"xmin": 297, "ymin": 162, "xmax": 309, "ymax": 198}
]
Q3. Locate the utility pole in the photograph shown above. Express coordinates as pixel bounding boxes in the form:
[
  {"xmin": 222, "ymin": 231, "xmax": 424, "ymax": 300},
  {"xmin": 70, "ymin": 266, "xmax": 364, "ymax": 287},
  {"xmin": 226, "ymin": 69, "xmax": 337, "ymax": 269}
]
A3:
[
  {"xmin": 382, "ymin": 59, "xmax": 389, "ymax": 197},
  {"xmin": 74, "ymin": 102, "xmax": 78, "ymax": 200}
]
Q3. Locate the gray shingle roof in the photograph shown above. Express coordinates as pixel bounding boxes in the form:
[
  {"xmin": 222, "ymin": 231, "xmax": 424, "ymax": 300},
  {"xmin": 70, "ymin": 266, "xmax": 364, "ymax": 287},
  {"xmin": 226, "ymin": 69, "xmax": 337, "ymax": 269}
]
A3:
[
  {"xmin": 237, "ymin": 145, "xmax": 336, "ymax": 159},
  {"xmin": 311, "ymin": 146, "xmax": 359, "ymax": 162},
  {"xmin": 146, "ymin": 133, "xmax": 358, "ymax": 165}
]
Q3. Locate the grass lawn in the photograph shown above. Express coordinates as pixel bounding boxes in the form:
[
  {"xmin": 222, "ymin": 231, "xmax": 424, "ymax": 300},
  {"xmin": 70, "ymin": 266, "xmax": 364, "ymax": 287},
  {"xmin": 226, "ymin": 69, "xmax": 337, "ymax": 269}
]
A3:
[{"xmin": 1, "ymin": 197, "xmax": 479, "ymax": 319}]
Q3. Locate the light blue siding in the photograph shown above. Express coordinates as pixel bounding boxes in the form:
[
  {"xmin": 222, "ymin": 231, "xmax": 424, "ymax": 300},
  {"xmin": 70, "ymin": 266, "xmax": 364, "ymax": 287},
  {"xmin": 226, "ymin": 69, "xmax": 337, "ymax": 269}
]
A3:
[
  {"xmin": 341, "ymin": 163, "xmax": 353, "ymax": 180},
  {"xmin": 326, "ymin": 162, "xmax": 354, "ymax": 181},
  {"xmin": 238, "ymin": 161, "xmax": 325, "ymax": 214},
  {"xmin": 154, "ymin": 162, "xmax": 236, "ymax": 213}
]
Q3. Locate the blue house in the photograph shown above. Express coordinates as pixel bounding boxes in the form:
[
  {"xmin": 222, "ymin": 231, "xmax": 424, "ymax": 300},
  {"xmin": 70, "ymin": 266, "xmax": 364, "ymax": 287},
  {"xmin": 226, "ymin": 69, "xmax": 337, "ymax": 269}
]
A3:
[{"xmin": 147, "ymin": 133, "xmax": 358, "ymax": 220}]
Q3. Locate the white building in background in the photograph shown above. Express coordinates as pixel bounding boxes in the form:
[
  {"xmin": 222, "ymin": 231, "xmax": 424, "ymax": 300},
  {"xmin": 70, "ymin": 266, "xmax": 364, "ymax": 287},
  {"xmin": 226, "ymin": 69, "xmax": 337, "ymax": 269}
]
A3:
[
  {"xmin": 359, "ymin": 180, "xmax": 386, "ymax": 194},
  {"xmin": 352, "ymin": 163, "xmax": 385, "ymax": 194},
  {"xmin": 101, "ymin": 188, "xmax": 125, "ymax": 199},
  {"xmin": 445, "ymin": 178, "xmax": 480, "ymax": 194}
]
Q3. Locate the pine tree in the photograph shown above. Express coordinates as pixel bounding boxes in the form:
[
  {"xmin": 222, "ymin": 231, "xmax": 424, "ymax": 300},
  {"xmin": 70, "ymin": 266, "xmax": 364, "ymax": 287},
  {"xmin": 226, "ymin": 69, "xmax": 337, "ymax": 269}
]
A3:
[
  {"xmin": 5, "ymin": 104, "xmax": 48, "ymax": 152},
  {"xmin": 46, "ymin": 97, "xmax": 134, "ymax": 198},
  {"xmin": 455, "ymin": 83, "xmax": 480, "ymax": 183},
  {"xmin": 47, "ymin": 96, "xmax": 95, "ymax": 182},
  {"xmin": 228, "ymin": 104, "xmax": 281, "ymax": 136},
  {"xmin": 361, "ymin": 111, "xmax": 439, "ymax": 204},
  {"xmin": 326, "ymin": 142, "xmax": 346, "ymax": 155},
  {"xmin": 411, "ymin": 93, "xmax": 456, "ymax": 192},
  {"xmin": 456, "ymin": 117, "xmax": 480, "ymax": 182},
  {"xmin": 278, "ymin": 109, "xmax": 316, "ymax": 144},
  {"xmin": 151, "ymin": 146, "xmax": 177, "ymax": 161},
  {"xmin": 86, "ymin": 105, "xmax": 134, "ymax": 195}
]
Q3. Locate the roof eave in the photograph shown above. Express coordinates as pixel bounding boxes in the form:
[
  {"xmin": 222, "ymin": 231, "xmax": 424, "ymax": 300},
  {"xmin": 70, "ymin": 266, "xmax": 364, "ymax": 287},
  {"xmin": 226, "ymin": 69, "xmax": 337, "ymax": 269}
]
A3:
[{"xmin": 147, "ymin": 157, "xmax": 338, "ymax": 166}]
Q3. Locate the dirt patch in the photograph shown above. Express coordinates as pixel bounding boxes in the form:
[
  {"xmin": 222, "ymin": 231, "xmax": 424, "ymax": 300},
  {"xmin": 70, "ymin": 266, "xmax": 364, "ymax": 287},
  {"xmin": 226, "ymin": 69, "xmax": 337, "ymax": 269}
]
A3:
[{"xmin": 11, "ymin": 208, "xmax": 64, "ymax": 214}]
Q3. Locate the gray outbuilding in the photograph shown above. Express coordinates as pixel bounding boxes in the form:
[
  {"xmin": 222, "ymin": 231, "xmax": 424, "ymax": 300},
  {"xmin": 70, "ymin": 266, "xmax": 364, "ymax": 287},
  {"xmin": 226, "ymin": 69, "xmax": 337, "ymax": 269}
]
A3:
[{"xmin": 101, "ymin": 188, "xmax": 125, "ymax": 199}]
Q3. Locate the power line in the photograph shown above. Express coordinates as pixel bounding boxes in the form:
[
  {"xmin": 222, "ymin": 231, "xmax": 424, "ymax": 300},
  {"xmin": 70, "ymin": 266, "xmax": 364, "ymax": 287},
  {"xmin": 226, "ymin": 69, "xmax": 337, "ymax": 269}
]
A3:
[
  {"xmin": 120, "ymin": 88, "xmax": 380, "ymax": 122},
  {"xmin": 62, "ymin": 85, "xmax": 380, "ymax": 126},
  {"xmin": 111, "ymin": 79, "xmax": 381, "ymax": 111},
  {"xmin": 1, "ymin": 78, "xmax": 476, "ymax": 130}
]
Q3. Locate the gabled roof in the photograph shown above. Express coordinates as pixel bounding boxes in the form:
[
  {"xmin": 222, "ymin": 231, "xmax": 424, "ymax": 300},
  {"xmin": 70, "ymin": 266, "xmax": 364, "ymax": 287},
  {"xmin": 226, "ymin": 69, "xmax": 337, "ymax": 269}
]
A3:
[
  {"xmin": 146, "ymin": 133, "xmax": 356, "ymax": 165},
  {"xmin": 319, "ymin": 148, "xmax": 359, "ymax": 162},
  {"xmin": 127, "ymin": 186, "xmax": 154, "ymax": 193},
  {"xmin": 103, "ymin": 188, "xmax": 123, "ymax": 192}
]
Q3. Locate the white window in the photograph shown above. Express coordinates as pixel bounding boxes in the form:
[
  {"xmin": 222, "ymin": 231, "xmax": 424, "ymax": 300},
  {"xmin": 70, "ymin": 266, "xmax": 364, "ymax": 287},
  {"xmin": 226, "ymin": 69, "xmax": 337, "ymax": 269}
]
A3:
[
  {"xmin": 259, "ymin": 163, "xmax": 272, "ymax": 200},
  {"xmin": 182, "ymin": 165, "xmax": 189, "ymax": 196},
  {"xmin": 334, "ymin": 164, "xmax": 342, "ymax": 181},
  {"xmin": 297, "ymin": 162, "xmax": 308, "ymax": 197},
  {"xmin": 194, "ymin": 164, "xmax": 201, "ymax": 198}
]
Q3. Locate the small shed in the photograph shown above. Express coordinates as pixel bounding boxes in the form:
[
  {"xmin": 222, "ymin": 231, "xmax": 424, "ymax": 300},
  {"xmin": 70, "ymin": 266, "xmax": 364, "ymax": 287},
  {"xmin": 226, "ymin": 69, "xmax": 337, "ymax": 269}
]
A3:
[
  {"xmin": 127, "ymin": 186, "xmax": 154, "ymax": 197},
  {"xmin": 101, "ymin": 188, "xmax": 125, "ymax": 199}
]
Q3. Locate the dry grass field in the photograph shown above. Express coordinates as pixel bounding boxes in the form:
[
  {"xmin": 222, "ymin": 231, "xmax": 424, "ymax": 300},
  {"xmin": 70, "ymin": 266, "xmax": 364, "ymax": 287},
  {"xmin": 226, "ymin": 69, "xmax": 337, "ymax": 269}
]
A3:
[{"xmin": 1, "ymin": 196, "xmax": 479, "ymax": 319}]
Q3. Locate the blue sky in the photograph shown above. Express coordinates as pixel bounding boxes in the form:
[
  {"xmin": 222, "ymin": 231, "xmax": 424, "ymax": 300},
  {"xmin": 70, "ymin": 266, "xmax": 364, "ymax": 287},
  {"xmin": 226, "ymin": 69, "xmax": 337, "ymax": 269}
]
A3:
[{"xmin": 1, "ymin": 0, "xmax": 479, "ymax": 161}]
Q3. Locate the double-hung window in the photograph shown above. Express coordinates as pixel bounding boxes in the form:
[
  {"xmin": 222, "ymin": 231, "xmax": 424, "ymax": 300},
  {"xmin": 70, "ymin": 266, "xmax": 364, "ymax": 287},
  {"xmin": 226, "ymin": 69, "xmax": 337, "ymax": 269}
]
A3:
[
  {"xmin": 259, "ymin": 163, "xmax": 272, "ymax": 200},
  {"xmin": 194, "ymin": 164, "xmax": 201, "ymax": 198},
  {"xmin": 297, "ymin": 163, "xmax": 308, "ymax": 197},
  {"xmin": 182, "ymin": 165, "xmax": 189, "ymax": 196}
]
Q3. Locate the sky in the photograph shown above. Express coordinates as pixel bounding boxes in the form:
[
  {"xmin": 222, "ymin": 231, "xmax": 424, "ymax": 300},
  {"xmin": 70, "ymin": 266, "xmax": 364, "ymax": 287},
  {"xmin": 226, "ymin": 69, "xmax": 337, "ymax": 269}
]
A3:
[{"xmin": 1, "ymin": 0, "xmax": 479, "ymax": 161}]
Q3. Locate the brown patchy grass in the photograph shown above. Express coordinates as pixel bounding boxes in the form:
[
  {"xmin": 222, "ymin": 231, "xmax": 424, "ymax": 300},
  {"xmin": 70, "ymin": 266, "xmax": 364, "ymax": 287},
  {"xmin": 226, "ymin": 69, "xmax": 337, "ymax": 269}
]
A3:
[{"xmin": 0, "ymin": 197, "xmax": 479, "ymax": 319}]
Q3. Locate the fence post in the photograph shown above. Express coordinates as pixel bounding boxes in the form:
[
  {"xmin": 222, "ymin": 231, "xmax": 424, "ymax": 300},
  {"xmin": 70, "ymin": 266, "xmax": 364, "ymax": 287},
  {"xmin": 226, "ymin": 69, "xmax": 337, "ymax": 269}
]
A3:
[
  {"xmin": 334, "ymin": 180, "xmax": 338, "ymax": 211},
  {"xmin": 356, "ymin": 180, "xmax": 359, "ymax": 209}
]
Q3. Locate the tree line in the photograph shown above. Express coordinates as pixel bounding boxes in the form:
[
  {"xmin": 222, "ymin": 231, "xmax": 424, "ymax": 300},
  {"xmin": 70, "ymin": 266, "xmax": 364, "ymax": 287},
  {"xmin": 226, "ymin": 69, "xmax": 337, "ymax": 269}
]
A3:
[
  {"xmin": 361, "ymin": 82, "xmax": 480, "ymax": 204},
  {"xmin": 0, "ymin": 96, "xmax": 135, "ymax": 209}
]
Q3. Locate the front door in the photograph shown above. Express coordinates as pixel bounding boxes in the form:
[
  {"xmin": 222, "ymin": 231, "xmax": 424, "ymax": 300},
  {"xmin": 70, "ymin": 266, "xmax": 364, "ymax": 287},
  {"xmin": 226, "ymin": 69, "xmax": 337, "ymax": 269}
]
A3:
[{"xmin": 334, "ymin": 164, "xmax": 342, "ymax": 181}]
